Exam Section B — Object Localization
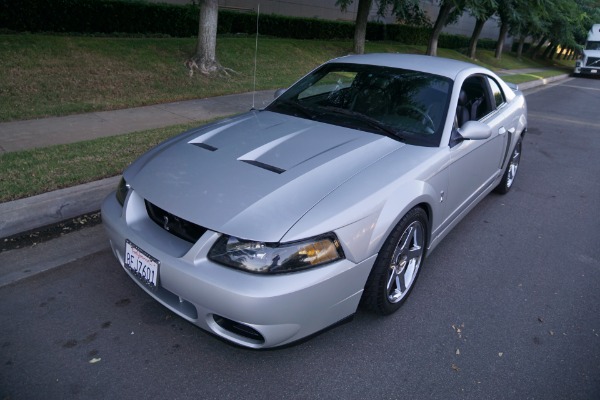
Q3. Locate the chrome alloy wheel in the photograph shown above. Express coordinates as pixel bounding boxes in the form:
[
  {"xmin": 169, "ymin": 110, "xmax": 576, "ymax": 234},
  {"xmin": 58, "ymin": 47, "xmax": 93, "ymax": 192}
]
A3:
[
  {"xmin": 386, "ymin": 221, "xmax": 425, "ymax": 303},
  {"xmin": 505, "ymin": 140, "xmax": 521, "ymax": 189}
]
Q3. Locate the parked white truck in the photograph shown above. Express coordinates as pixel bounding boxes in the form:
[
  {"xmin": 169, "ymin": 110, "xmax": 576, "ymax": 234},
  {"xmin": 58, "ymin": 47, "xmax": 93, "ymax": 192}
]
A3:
[{"xmin": 574, "ymin": 24, "xmax": 600, "ymax": 76}]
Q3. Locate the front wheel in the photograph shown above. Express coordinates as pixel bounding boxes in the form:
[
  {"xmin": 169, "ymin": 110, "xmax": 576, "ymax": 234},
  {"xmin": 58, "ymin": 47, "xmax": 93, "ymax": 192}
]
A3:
[
  {"xmin": 495, "ymin": 139, "xmax": 522, "ymax": 194},
  {"xmin": 362, "ymin": 207, "xmax": 428, "ymax": 315}
]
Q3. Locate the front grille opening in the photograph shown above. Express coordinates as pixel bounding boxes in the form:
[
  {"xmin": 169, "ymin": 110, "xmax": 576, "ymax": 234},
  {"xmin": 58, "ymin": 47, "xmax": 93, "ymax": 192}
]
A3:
[
  {"xmin": 586, "ymin": 57, "xmax": 600, "ymax": 66},
  {"xmin": 213, "ymin": 315, "xmax": 265, "ymax": 344},
  {"xmin": 145, "ymin": 200, "xmax": 207, "ymax": 243}
]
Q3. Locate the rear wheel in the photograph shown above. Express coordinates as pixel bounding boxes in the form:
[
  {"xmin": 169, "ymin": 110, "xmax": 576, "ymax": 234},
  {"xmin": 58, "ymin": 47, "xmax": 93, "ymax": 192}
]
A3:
[
  {"xmin": 362, "ymin": 207, "xmax": 428, "ymax": 315},
  {"xmin": 495, "ymin": 139, "xmax": 522, "ymax": 194}
]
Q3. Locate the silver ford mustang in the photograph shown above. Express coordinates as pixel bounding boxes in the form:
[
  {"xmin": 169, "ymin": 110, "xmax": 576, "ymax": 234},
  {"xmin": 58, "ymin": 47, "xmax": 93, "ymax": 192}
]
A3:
[{"xmin": 102, "ymin": 54, "xmax": 527, "ymax": 348}]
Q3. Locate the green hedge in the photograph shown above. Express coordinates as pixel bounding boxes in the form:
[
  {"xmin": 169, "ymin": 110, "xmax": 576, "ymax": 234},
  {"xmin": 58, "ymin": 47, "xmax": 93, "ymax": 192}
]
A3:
[
  {"xmin": 0, "ymin": 0, "xmax": 496, "ymax": 49},
  {"xmin": 0, "ymin": 0, "xmax": 198, "ymax": 36}
]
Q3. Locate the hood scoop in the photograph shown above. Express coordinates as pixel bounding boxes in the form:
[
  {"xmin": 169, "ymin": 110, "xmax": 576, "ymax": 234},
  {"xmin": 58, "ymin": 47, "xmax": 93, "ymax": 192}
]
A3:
[
  {"xmin": 236, "ymin": 126, "xmax": 358, "ymax": 172},
  {"xmin": 187, "ymin": 115, "xmax": 253, "ymax": 151},
  {"xmin": 240, "ymin": 160, "xmax": 285, "ymax": 174},
  {"xmin": 192, "ymin": 142, "xmax": 217, "ymax": 152}
]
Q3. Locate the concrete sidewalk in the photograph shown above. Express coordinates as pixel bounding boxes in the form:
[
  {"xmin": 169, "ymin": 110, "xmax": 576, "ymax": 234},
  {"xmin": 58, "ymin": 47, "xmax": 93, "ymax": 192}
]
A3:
[
  {"xmin": 0, "ymin": 90, "xmax": 275, "ymax": 153},
  {"xmin": 0, "ymin": 71, "xmax": 570, "ymax": 240}
]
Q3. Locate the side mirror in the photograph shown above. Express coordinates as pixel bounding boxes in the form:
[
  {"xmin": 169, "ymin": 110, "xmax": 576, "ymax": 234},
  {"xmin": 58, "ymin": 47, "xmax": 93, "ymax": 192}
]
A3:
[
  {"xmin": 274, "ymin": 88, "xmax": 287, "ymax": 99},
  {"xmin": 458, "ymin": 121, "xmax": 492, "ymax": 140}
]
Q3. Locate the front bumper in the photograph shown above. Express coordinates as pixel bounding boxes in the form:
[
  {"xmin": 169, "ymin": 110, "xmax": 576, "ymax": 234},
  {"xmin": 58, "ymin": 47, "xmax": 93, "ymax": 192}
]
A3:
[
  {"xmin": 101, "ymin": 190, "xmax": 375, "ymax": 348},
  {"xmin": 574, "ymin": 65, "xmax": 600, "ymax": 76}
]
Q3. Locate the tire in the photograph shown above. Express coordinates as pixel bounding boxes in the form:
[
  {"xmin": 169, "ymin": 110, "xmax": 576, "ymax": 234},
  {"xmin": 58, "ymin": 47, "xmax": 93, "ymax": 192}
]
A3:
[
  {"xmin": 495, "ymin": 139, "xmax": 522, "ymax": 194},
  {"xmin": 362, "ymin": 207, "xmax": 428, "ymax": 315}
]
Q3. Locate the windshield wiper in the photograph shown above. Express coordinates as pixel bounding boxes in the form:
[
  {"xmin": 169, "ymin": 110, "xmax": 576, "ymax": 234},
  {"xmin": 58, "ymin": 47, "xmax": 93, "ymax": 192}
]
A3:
[
  {"xmin": 273, "ymin": 100, "xmax": 318, "ymax": 120},
  {"xmin": 320, "ymin": 106, "xmax": 407, "ymax": 142},
  {"xmin": 588, "ymin": 58, "xmax": 600, "ymax": 67}
]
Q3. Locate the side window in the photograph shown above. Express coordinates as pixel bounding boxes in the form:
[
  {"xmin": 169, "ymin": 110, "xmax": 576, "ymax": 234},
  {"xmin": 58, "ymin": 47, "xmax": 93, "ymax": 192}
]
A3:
[
  {"xmin": 487, "ymin": 77, "xmax": 506, "ymax": 109},
  {"xmin": 456, "ymin": 76, "xmax": 492, "ymax": 127}
]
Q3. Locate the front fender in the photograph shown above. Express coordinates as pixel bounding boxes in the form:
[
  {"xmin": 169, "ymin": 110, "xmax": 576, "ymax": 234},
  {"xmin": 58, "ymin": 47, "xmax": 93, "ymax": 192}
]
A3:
[{"xmin": 282, "ymin": 147, "xmax": 450, "ymax": 263}]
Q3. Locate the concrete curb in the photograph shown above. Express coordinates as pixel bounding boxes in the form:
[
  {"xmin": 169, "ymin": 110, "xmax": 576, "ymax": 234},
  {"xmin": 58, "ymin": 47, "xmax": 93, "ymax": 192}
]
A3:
[
  {"xmin": 0, "ymin": 74, "xmax": 570, "ymax": 240},
  {"xmin": 516, "ymin": 74, "xmax": 570, "ymax": 90},
  {"xmin": 0, "ymin": 176, "xmax": 119, "ymax": 239}
]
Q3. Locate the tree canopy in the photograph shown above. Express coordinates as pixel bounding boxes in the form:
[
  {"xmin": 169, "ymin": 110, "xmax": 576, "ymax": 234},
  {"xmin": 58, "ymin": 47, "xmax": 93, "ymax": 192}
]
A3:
[{"xmin": 429, "ymin": 0, "xmax": 600, "ymax": 59}]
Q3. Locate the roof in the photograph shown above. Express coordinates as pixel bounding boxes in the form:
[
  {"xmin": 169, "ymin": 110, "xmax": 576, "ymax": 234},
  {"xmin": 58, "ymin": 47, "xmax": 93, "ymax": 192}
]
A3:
[
  {"xmin": 588, "ymin": 24, "xmax": 600, "ymax": 40},
  {"xmin": 328, "ymin": 53, "xmax": 485, "ymax": 80}
]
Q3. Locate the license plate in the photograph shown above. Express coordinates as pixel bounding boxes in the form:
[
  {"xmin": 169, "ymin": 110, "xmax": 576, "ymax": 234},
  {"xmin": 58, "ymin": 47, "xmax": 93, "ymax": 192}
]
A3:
[
  {"xmin": 125, "ymin": 240, "xmax": 159, "ymax": 288},
  {"xmin": 591, "ymin": 69, "xmax": 597, "ymax": 74}
]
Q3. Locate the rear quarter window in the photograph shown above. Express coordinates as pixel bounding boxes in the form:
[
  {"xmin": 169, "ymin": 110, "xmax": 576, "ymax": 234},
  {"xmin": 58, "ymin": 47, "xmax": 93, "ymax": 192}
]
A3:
[{"xmin": 487, "ymin": 78, "xmax": 506, "ymax": 109}]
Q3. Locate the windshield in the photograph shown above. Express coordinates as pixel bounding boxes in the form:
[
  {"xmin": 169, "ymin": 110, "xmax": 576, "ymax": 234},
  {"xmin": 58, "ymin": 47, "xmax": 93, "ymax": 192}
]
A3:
[
  {"xmin": 266, "ymin": 63, "xmax": 452, "ymax": 147},
  {"xmin": 586, "ymin": 41, "xmax": 600, "ymax": 50}
]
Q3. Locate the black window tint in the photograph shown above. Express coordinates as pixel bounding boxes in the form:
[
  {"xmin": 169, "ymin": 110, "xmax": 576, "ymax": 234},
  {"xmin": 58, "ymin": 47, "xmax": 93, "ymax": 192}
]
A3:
[{"xmin": 267, "ymin": 63, "xmax": 452, "ymax": 147}]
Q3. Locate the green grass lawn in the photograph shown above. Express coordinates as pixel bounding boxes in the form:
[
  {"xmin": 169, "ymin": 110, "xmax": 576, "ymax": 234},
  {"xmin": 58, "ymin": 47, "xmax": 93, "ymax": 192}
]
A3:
[
  {"xmin": 0, "ymin": 34, "xmax": 567, "ymax": 122},
  {"xmin": 0, "ymin": 122, "xmax": 200, "ymax": 202},
  {"xmin": 503, "ymin": 69, "xmax": 568, "ymax": 84},
  {"xmin": 0, "ymin": 34, "xmax": 572, "ymax": 202}
]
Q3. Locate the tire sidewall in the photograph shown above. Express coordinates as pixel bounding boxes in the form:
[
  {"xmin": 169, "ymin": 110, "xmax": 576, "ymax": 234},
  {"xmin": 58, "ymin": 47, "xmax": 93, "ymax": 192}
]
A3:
[{"xmin": 363, "ymin": 207, "xmax": 428, "ymax": 315}]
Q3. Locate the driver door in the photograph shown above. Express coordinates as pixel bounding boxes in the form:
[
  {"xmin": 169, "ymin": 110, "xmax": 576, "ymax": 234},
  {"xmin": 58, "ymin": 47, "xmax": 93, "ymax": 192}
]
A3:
[{"xmin": 444, "ymin": 75, "xmax": 509, "ymax": 221}]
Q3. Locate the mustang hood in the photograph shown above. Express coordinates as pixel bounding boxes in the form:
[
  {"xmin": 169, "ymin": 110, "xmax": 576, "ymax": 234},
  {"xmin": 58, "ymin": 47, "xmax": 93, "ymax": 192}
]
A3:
[{"xmin": 127, "ymin": 110, "xmax": 404, "ymax": 242}]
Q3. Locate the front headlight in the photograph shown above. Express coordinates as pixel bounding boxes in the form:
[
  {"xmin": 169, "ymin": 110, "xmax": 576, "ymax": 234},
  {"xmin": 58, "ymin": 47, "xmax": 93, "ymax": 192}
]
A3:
[
  {"xmin": 208, "ymin": 234, "xmax": 344, "ymax": 274},
  {"xmin": 115, "ymin": 177, "xmax": 130, "ymax": 206}
]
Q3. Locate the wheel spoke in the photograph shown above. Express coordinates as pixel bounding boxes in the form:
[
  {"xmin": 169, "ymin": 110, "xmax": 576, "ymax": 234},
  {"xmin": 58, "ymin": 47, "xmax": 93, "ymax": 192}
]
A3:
[
  {"xmin": 398, "ymin": 226, "xmax": 414, "ymax": 253},
  {"xmin": 385, "ymin": 220, "xmax": 424, "ymax": 303},
  {"xmin": 407, "ymin": 228, "xmax": 422, "ymax": 259},
  {"xmin": 397, "ymin": 269, "xmax": 407, "ymax": 293},
  {"xmin": 405, "ymin": 259, "xmax": 417, "ymax": 281},
  {"xmin": 386, "ymin": 267, "xmax": 397, "ymax": 291}
]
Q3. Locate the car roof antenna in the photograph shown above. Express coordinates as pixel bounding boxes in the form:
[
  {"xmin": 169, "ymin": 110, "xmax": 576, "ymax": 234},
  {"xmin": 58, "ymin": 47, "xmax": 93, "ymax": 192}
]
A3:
[{"xmin": 251, "ymin": 4, "xmax": 260, "ymax": 110}]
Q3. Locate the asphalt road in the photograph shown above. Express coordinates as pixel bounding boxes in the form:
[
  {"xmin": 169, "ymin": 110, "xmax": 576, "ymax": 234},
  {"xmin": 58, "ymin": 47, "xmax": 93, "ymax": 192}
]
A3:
[{"xmin": 1, "ymin": 77, "xmax": 599, "ymax": 400}]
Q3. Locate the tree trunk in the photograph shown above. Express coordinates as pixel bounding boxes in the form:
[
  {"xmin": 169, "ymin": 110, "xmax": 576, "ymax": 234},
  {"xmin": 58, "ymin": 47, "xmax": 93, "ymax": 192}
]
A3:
[
  {"xmin": 559, "ymin": 46, "xmax": 568, "ymax": 60},
  {"xmin": 516, "ymin": 35, "xmax": 525, "ymax": 58},
  {"xmin": 353, "ymin": 0, "xmax": 373, "ymax": 54},
  {"xmin": 548, "ymin": 44, "xmax": 558, "ymax": 60},
  {"xmin": 187, "ymin": 0, "xmax": 233, "ymax": 76},
  {"xmin": 494, "ymin": 21, "xmax": 509, "ymax": 59},
  {"xmin": 467, "ymin": 18, "xmax": 486, "ymax": 59},
  {"xmin": 426, "ymin": 2, "xmax": 456, "ymax": 57},
  {"xmin": 541, "ymin": 41, "xmax": 555, "ymax": 59},
  {"xmin": 529, "ymin": 36, "xmax": 547, "ymax": 58}
]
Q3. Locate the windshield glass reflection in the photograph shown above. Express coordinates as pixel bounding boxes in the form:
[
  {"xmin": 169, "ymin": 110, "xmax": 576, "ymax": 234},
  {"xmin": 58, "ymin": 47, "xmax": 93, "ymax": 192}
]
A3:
[{"xmin": 267, "ymin": 63, "xmax": 452, "ymax": 147}]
